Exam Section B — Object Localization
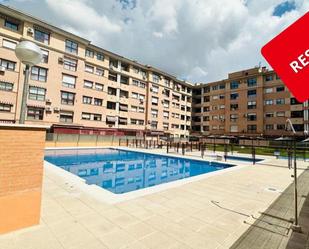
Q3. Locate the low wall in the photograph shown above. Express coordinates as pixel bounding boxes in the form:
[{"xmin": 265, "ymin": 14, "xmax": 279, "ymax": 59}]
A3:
[
  {"xmin": 45, "ymin": 133, "xmax": 142, "ymax": 147},
  {"xmin": 0, "ymin": 124, "xmax": 47, "ymax": 234}
]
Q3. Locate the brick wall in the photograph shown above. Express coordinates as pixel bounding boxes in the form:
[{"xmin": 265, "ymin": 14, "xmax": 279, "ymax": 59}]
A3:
[{"xmin": 0, "ymin": 124, "xmax": 47, "ymax": 234}]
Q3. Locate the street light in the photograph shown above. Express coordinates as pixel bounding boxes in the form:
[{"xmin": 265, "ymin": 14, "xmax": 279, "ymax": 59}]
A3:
[{"xmin": 15, "ymin": 41, "xmax": 42, "ymax": 124}]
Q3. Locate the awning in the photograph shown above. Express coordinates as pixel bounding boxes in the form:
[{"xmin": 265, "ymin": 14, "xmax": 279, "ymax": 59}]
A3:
[
  {"xmin": 119, "ymin": 105, "xmax": 128, "ymax": 111},
  {"xmin": 119, "ymin": 117, "xmax": 127, "ymax": 122},
  {"xmin": 0, "ymin": 100, "xmax": 13, "ymax": 105},
  {"xmin": 27, "ymin": 104, "xmax": 45, "ymax": 109},
  {"xmin": 106, "ymin": 116, "xmax": 117, "ymax": 122}
]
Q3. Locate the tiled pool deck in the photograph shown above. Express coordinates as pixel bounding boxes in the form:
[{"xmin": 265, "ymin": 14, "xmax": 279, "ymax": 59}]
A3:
[{"xmin": 0, "ymin": 148, "xmax": 308, "ymax": 249}]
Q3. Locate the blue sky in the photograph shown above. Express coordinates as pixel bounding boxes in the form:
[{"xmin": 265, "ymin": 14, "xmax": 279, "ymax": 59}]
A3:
[
  {"xmin": 273, "ymin": 1, "xmax": 297, "ymax": 16},
  {"xmin": 0, "ymin": 0, "xmax": 308, "ymax": 83}
]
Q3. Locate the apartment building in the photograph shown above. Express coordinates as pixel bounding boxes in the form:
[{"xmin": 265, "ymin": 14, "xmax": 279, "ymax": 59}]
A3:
[
  {"xmin": 0, "ymin": 4, "xmax": 192, "ymax": 138},
  {"xmin": 192, "ymin": 67, "xmax": 309, "ymax": 138}
]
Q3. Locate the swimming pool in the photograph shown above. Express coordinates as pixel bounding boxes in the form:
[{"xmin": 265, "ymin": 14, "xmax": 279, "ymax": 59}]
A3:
[{"xmin": 45, "ymin": 148, "xmax": 235, "ymax": 194}]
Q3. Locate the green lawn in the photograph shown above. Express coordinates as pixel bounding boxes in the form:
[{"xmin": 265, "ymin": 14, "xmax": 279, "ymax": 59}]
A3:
[{"xmin": 203, "ymin": 144, "xmax": 309, "ymax": 158}]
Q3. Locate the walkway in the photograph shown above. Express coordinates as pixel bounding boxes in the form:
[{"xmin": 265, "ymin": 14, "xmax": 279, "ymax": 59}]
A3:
[{"xmin": 231, "ymin": 169, "xmax": 309, "ymax": 249}]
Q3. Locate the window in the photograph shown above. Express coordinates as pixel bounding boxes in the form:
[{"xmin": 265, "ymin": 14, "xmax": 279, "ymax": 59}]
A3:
[
  {"xmin": 120, "ymin": 90, "xmax": 128, "ymax": 98},
  {"xmin": 247, "ymin": 101, "xmax": 256, "ymax": 109},
  {"xmin": 121, "ymin": 63, "xmax": 129, "ymax": 72},
  {"xmin": 277, "ymin": 124, "xmax": 285, "ymax": 130},
  {"xmin": 82, "ymin": 112, "xmax": 102, "ymax": 121},
  {"xmin": 96, "ymin": 67, "xmax": 104, "ymax": 76},
  {"xmin": 84, "ymin": 80, "xmax": 93, "ymax": 88},
  {"xmin": 265, "ymin": 112, "xmax": 274, "ymax": 118},
  {"xmin": 163, "ymin": 111, "xmax": 169, "ymax": 119},
  {"xmin": 230, "ymin": 114, "xmax": 238, "ymax": 122},
  {"xmin": 151, "ymin": 85, "xmax": 159, "ymax": 94},
  {"xmin": 65, "ymin": 40, "xmax": 78, "ymax": 54},
  {"xmin": 276, "ymin": 86, "xmax": 285, "ymax": 92},
  {"xmin": 95, "ymin": 83, "xmax": 103, "ymax": 91},
  {"xmin": 277, "ymin": 111, "xmax": 285, "ymax": 117},
  {"xmin": 85, "ymin": 49, "xmax": 94, "ymax": 58},
  {"xmin": 247, "ymin": 113, "xmax": 257, "ymax": 121},
  {"xmin": 0, "ymin": 59, "xmax": 16, "ymax": 71},
  {"xmin": 85, "ymin": 64, "xmax": 94, "ymax": 73},
  {"xmin": 212, "ymin": 85, "xmax": 219, "ymax": 91},
  {"xmin": 230, "ymin": 81, "xmax": 239, "ymax": 89},
  {"xmin": 164, "ymin": 79, "xmax": 170, "ymax": 87},
  {"xmin": 132, "ymin": 92, "xmax": 138, "ymax": 99},
  {"xmin": 34, "ymin": 29, "xmax": 50, "ymax": 44},
  {"xmin": 81, "ymin": 112, "xmax": 91, "ymax": 120},
  {"xmin": 41, "ymin": 49, "xmax": 49, "ymax": 63},
  {"xmin": 97, "ymin": 53, "xmax": 104, "ymax": 61},
  {"xmin": 0, "ymin": 81, "xmax": 13, "ymax": 91},
  {"xmin": 60, "ymin": 111, "xmax": 73, "ymax": 123},
  {"xmin": 266, "ymin": 124, "xmax": 274, "ymax": 130},
  {"xmin": 291, "ymin": 111, "xmax": 303, "ymax": 118},
  {"xmin": 108, "ymin": 87, "xmax": 117, "ymax": 96},
  {"xmin": 230, "ymin": 103, "xmax": 238, "ymax": 111},
  {"xmin": 264, "ymin": 88, "xmax": 273, "ymax": 93},
  {"xmin": 219, "ymin": 84, "xmax": 225, "ymax": 89},
  {"xmin": 2, "ymin": 39, "xmax": 16, "ymax": 49},
  {"xmin": 119, "ymin": 104, "xmax": 128, "ymax": 112},
  {"xmin": 265, "ymin": 74, "xmax": 274, "ymax": 82},
  {"xmin": 151, "ymin": 121, "xmax": 158, "ymax": 129},
  {"xmin": 4, "ymin": 20, "xmax": 19, "ymax": 31},
  {"xmin": 151, "ymin": 109, "xmax": 158, "ymax": 118},
  {"xmin": 163, "ymin": 123, "xmax": 169, "ymax": 130},
  {"xmin": 247, "ymin": 89, "xmax": 257, "ymax": 98},
  {"xmin": 94, "ymin": 98, "xmax": 103, "ymax": 106},
  {"xmin": 131, "ymin": 119, "xmax": 144, "ymax": 125},
  {"xmin": 61, "ymin": 91, "xmax": 75, "ymax": 105},
  {"xmin": 163, "ymin": 100, "xmax": 170, "ymax": 108},
  {"xmin": 30, "ymin": 66, "xmax": 47, "ymax": 82},
  {"xmin": 152, "ymin": 74, "xmax": 160, "ymax": 83},
  {"xmin": 119, "ymin": 117, "xmax": 127, "ymax": 125},
  {"xmin": 108, "ymin": 72, "xmax": 117, "ymax": 82},
  {"xmin": 0, "ymin": 103, "xmax": 12, "ymax": 112},
  {"xmin": 62, "ymin": 74, "xmax": 76, "ymax": 88},
  {"xmin": 63, "ymin": 57, "xmax": 77, "ymax": 71},
  {"xmin": 151, "ymin": 96, "xmax": 158, "ymax": 105},
  {"xmin": 109, "ymin": 58, "xmax": 118, "ymax": 68},
  {"xmin": 247, "ymin": 78, "xmax": 257, "ymax": 87},
  {"xmin": 133, "ymin": 66, "xmax": 140, "ymax": 74},
  {"xmin": 247, "ymin": 125, "xmax": 257, "ymax": 132},
  {"xmin": 27, "ymin": 107, "xmax": 44, "ymax": 120},
  {"xmin": 29, "ymin": 86, "xmax": 46, "ymax": 101},
  {"xmin": 107, "ymin": 101, "xmax": 116, "ymax": 110},
  {"xmin": 83, "ymin": 96, "xmax": 92, "ymax": 104},
  {"xmin": 276, "ymin": 98, "xmax": 285, "ymax": 105},
  {"xmin": 265, "ymin": 99, "xmax": 273, "ymax": 105},
  {"xmin": 290, "ymin": 97, "xmax": 301, "ymax": 105},
  {"xmin": 120, "ymin": 76, "xmax": 129, "ymax": 84},
  {"xmin": 230, "ymin": 92, "xmax": 239, "ymax": 100}
]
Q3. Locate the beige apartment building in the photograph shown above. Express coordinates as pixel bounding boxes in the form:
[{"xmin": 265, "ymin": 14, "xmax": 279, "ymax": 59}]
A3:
[
  {"xmin": 0, "ymin": 4, "xmax": 192, "ymax": 138},
  {"xmin": 0, "ymin": 4, "xmax": 308, "ymax": 140},
  {"xmin": 191, "ymin": 67, "xmax": 309, "ymax": 138}
]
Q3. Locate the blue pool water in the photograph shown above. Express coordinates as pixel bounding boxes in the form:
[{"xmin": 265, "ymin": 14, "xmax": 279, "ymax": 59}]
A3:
[{"xmin": 44, "ymin": 148, "xmax": 235, "ymax": 194}]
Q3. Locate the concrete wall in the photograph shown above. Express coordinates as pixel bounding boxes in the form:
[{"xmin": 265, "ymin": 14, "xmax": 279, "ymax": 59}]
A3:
[{"xmin": 0, "ymin": 124, "xmax": 47, "ymax": 234}]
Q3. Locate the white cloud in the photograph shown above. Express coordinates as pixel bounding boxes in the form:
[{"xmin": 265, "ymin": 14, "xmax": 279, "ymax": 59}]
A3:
[{"xmin": 3, "ymin": 0, "xmax": 308, "ymax": 83}]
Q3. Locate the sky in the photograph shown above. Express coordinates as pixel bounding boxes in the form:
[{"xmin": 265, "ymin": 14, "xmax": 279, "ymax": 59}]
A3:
[{"xmin": 1, "ymin": 0, "xmax": 308, "ymax": 83}]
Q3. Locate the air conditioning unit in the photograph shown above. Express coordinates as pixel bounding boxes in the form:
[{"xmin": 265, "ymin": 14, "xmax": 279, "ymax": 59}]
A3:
[
  {"xmin": 150, "ymin": 87, "xmax": 153, "ymax": 92},
  {"xmin": 45, "ymin": 99, "xmax": 51, "ymax": 103},
  {"xmin": 0, "ymin": 66, "xmax": 6, "ymax": 72},
  {"xmin": 53, "ymin": 107, "xmax": 60, "ymax": 112},
  {"xmin": 27, "ymin": 27, "xmax": 34, "ymax": 35},
  {"xmin": 58, "ymin": 57, "xmax": 64, "ymax": 63}
]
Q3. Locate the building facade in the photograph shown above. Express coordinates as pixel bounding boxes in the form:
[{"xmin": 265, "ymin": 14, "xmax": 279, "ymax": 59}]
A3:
[
  {"xmin": 0, "ymin": 4, "xmax": 308, "ymax": 139},
  {"xmin": 0, "ymin": 4, "xmax": 192, "ymax": 138},
  {"xmin": 191, "ymin": 67, "xmax": 309, "ymax": 138}
]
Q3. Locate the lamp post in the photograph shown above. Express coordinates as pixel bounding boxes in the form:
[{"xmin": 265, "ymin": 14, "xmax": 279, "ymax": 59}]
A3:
[{"xmin": 15, "ymin": 41, "xmax": 42, "ymax": 124}]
